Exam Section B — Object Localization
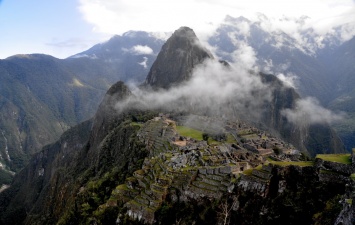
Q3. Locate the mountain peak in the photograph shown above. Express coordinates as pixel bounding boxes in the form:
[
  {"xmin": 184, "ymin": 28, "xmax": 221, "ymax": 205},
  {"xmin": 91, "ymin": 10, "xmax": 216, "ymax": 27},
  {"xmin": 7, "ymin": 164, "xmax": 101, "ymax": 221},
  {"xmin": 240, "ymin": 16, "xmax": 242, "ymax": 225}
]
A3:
[
  {"xmin": 145, "ymin": 26, "xmax": 213, "ymax": 89},
  {"xmin": 172, "ymin": 26, "xmax": 197, "ymax": 39}
]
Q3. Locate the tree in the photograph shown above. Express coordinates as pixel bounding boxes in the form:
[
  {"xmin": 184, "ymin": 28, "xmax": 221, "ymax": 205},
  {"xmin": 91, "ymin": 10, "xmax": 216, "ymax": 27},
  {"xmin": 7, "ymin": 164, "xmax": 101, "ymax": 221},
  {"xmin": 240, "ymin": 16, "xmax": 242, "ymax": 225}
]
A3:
[
  {"xmin": 202, "ymin": 133, "xmax": 209, "ymax": 141},
  {"xmin": 217, "ymin": 198, "xmax": 238, "ymax": 225}
]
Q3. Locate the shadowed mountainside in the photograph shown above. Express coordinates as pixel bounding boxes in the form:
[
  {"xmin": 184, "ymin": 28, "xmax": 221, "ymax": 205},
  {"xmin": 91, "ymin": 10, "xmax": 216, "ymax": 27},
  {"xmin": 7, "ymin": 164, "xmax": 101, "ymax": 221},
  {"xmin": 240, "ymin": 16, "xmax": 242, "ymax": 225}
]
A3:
[
  {"xmin": 0, "ymin": 32, "xmax": 164, "ymax": 185},
  {"xmin": 0, "ymin": 26, "xmax": 349, "ymax": 224}
]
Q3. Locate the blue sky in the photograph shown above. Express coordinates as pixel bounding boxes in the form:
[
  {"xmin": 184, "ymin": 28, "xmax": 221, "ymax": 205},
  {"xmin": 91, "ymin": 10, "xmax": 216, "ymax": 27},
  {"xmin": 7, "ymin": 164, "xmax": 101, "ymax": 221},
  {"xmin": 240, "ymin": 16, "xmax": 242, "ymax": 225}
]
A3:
[
  {"xmin": 0, "ymin": 0, "xmax": 107, "ymax": 59},
  {"xmin": 1, "ymin": 0, "xmax": 355, "ymax": 59}
]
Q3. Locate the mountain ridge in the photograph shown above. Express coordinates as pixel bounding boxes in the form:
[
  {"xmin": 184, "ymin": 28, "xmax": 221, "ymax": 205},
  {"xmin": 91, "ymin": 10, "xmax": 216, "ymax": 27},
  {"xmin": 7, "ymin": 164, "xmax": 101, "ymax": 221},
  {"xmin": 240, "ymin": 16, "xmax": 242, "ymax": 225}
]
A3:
[
  {"xmin": 0, "ymin": 25, "xmax": 351, "ymax": 223},
  {"xmin": 209, "ymin": 15, "xmax": 355, "ymax": 150},
  {"xmin": 0, "ymin": 19, "xmax": 352, "ymax": 191},
  {"xmin": 145, "ymin": 27, "xmax": 213, "ymax": 89},
  {"xmin": 0, "ymin": 32, "xmax": 164, "ymax": 185}
]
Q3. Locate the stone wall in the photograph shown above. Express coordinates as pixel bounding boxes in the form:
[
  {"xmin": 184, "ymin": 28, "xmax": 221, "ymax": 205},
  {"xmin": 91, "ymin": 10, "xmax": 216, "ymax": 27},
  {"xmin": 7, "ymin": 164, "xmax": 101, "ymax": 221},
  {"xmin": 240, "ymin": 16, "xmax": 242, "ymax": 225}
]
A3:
[{"xmin": 315, "ymin": 158, "xmax": 355, "ymax": 175}]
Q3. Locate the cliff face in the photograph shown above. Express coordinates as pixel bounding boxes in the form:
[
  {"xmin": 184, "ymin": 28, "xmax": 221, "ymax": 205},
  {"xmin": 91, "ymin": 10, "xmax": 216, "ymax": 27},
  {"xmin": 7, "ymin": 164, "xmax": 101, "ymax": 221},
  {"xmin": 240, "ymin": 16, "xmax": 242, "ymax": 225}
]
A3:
[
  {"xmin": 0, "ymin": 82, "xmax": 150, "ymax": 224},
  {"xmin": 144, "ymin": 26, "xmax": 344, "ymax": 156},
  {"xmin": 145, "ymin": 27, "xmax": 213, "ymax": 89},
  {"xmin": 0, "ymin": 119, "xmax": 93, "ymax": 225},
  {"xmin": 0, "ymin": 32, "xmax": 164, "ymax": 186},
  {"xmin": 0, "ymin": 26, "xmax": 350, "ymax": 225},
  {"xmin": 1, "ymin": 108, "xmax": 353, "ymax": 224},
  {"xmin": 259, "ymin": 73, "xmax": 345, "ymax": 155}
]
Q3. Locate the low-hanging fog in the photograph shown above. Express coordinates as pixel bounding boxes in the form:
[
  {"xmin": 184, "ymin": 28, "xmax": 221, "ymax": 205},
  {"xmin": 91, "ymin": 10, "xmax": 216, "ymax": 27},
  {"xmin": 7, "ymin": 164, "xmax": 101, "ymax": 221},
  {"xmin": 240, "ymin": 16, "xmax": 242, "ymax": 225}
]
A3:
[{"xmin": 114, "ymin": 38, "xmax": 344, "ymax": 128}]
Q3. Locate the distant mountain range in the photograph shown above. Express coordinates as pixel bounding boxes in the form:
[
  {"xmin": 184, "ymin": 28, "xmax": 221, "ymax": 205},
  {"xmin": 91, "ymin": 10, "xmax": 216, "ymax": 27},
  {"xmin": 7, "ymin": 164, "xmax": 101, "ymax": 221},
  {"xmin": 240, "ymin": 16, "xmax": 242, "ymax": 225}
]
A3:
[
  {"xmin": 208, "ymin": 15, "xmax": 355, "ymax": 149},
  {"xmin": 0, "ymin": 15, "xmax": 354, "ymax": 186},
  {"xmin": 0, "ymin": 33, "xmax": 164, "ymax": 184},
  {"xmin": 0, "ymin": 27, "xmax": 352, "ymax": 225}
]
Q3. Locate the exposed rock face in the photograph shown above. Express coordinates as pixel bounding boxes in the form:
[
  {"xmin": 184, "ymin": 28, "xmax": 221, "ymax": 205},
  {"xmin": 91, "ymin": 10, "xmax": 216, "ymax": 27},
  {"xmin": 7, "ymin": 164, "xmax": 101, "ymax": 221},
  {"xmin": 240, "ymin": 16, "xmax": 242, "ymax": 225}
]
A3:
[
  {"xmin": 0, "ymin": 26, "xmax": 350, "ymax": 225},
  {"xmin": 0, "ymin": 32, "xmax": 164, "ymax": 185},
  {"xmin": 145, "ymin": 27, "xmax": 213, "ymax": 89},
  {"xmin": 259, "ymin": 73, "xmax": 345, "ymax": 155},
  {"xmin": 334, "ymin": 179, "xmax": 355, "ymax": 225},
  {"xmin": 0, "ymin": 119, "xmax": 93, "ymax": 225},
  {"xmin": 90, "ymin": 81, "xmax": 132, "ymax": 149}
]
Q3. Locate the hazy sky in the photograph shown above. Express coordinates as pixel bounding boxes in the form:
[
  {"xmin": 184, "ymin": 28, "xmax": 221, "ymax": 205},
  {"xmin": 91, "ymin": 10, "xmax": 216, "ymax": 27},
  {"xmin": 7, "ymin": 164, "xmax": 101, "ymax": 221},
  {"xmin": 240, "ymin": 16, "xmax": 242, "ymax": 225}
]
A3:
[{"xmin": 1, "ymin": 0, "xmax": 355, "ymax": 59}]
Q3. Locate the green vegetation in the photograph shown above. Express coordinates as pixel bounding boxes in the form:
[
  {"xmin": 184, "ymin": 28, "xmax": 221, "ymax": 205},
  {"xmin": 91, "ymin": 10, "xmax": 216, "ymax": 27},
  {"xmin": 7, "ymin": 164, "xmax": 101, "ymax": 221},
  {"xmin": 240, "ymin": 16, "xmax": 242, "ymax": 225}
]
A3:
[
  {"xmin": 130, "ymin": 122, "xmax": 143, "ymax": 127},
  {"xmin": 242, "ymin": 169, "xmax": 253, "ymax": 175},
  {"xmin": 312, "ymin": 195, "xmax": 343, "ymax": 225},
  {"xmin": 203, "ymin": 132, "xmax": 229, "ymax": 145},
  {"xmin": 350, "ymin": 173, "xmax": 355, "ymax": 180},
  {"xmin": 316, "ymin": 154, "xmax": 351, "ymax": 164},
  {"xmin": 345, "ymin": 199, "xmax": 352, "ymax": 205},
  {"xmin": 254, "ymin": 165, "xmax": 263, "ymax": 170},
  {"xmin": 131, "ymin": 111, "xmax": 158, "ymax": 123},
  {"xmin": 267, "ymin": 158, "xmax": 314, "ymax": 167},
  {"xmin": 207, "ymin": 137, "xmax": 221, "ymax": 145},
  {"xmin": 242, "ymin": 165, "xmax": 263, "ymax": 175},
  {"xmin": 269, "ymin": 161, "xmax": 314, "ymax": 167},
  {"xmin": 237, "ymin": 130, "xmax": 254, "ymax": 136},
  {"xmin": 272, "ymin": 147, "xmax": 282, "ymax": 155},
  {"xmin": 240, "ymin": 134, "xmax": 259, "ymax": 140},
  {"xmin": 116, "ymin": 184, "xmax": 129, "ymax": 191},
  {"xmin": 226, "ymin": 134, "xmax": 237, "ymax": 144},
  {"xmin": 0, "ymin": 170, "xmax": 14, "ymax": 185},
  {"xmin": 176, "ymin": 126, "xmax": 203, "ymax": 141}
]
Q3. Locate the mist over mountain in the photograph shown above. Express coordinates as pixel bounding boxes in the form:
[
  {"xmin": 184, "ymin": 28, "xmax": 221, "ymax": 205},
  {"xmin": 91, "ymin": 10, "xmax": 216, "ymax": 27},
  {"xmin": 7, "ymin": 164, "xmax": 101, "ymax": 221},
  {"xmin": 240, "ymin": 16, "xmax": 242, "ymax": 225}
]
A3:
[
  {"xmin": 144, "ymin": 27, "xmax": 213, "ymax": 89},
  {"xmin": 2, "ymin": 16, "xmax": 353, "ymax": 188},
  {"xmin": 209, "ymin": 16, "xmax": 333, "ymax": 101},
  {"xmin": 0, "ymin": 26, "xmax": 352, "ymax": 225},
  {"xmin": 95, "ymin": 27, "xmax": 344, "ymax": 156},
  {"xmin": 208, "ymin": 15, "xmax": 355, "ymax": 150},
  {"xmin": 1, "ymin": 11, "xmax": 354, "ymax": 193}
]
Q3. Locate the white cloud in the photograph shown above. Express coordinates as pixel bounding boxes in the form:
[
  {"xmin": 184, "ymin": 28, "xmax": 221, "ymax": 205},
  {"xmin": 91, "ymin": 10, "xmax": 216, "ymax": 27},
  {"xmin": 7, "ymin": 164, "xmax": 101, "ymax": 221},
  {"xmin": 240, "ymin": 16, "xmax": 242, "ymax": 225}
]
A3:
[
  {"xmin": 281, "ymin": 97, "xmax": 345, "ymax": 126},
  {"xmin": 262, "ymin": 59, "xmax": 274, "ymax": 74},
  {"xmin": 116, "ymin": 57, "xmax": 272, "ymax": 120},
  {"xmin": 227, "ymin": 32, "xmax": 258, "ymax": 70},
  {"xmin": 138, "ymin": 57, "xmax": 148, "ymax": 68},
  {"xmin": 122, "ymin": 45, "xmax": 154, "ymax": 55},
  {"xmin": 78, "ymin": 0, "xmax": 355, "ymax": 44},
  {"xmin": 276, "ymin": 73, "xmax": 299, "ymax": 89},
  {"xmin": 131, "ymin": 45, "xmax": 154, "ymax": 55},
  {"xmin": 231, "ymin": 42, "xmax": 258, "ymax": 70}
]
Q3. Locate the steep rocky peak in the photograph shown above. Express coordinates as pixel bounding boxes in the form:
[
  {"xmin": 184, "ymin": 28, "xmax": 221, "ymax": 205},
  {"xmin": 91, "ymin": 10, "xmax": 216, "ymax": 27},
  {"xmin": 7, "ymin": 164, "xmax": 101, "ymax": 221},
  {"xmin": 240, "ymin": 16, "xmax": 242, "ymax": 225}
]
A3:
[
  {"xmin": 145, "ymin": 26, "xmax": 213, "ymax": 89},
  {"xmin": 93, "ymin": 81, "xmax": 132, "ymax": 124},
  {"xmin": 171, "ymin": 26, "xmax": 198, "ymax": 40},
  {"xmin": 90, "ymin": 81, "xmax": 132, "ymax": 149},
  {"xmin": 106, "ymin": 81, "xmax": 132, "ymax": 99}
]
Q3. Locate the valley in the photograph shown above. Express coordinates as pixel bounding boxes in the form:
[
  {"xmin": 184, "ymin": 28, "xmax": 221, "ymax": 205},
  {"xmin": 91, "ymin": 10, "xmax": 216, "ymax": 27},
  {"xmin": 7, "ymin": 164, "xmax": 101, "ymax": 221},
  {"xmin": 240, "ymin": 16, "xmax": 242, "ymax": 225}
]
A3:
[
  {"xmin": 0, "ymin": 26, "xmax": 354, "ymax": 224},
  {"xmin": 1, "ymin": 16, "xmax": 355, "ymax": 188}
]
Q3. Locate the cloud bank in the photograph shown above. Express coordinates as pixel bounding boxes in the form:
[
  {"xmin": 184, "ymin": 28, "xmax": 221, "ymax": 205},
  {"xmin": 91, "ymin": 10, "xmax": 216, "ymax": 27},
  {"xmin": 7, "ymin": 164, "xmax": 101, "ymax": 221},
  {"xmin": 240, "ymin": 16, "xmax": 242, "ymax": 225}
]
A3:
[
  {"xmin": 276, "ymin": 73, "xmax": 299, "ymax": 89},
  {"xmin": 282, "ymin": 97, "xmax": 345, "ymax": 126},
  {"xmin": 116, "ymin": 55, "xmax": 272, "ymax": 121},
  {"xmin": 121, "ymin": 61, "xmax": 344, "ymax": 127},
  {"xmin": 79, "ymin": 0, "xmax": 355, "ymax": 43},
  {"xmin": 113, "ymin": 30, "xmax": 344, "ymax": 128}
]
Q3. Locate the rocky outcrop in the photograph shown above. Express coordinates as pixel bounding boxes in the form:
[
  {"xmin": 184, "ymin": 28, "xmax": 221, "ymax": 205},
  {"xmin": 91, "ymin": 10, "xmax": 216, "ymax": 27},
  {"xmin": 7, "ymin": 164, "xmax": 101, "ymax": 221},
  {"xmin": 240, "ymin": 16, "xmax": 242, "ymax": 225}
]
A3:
[
  {"xmin": 144, "ymin": 27, "xmax": 213, "ymax": 89},
  {"xmin": 334, "ymin": 179, "xmax": 355, "ymax": 225},
  {"xmin": 0, "ymin": 26, "xmax": 350, "ymax": 225},
  {"xmin": 259, "ymin": 73, "xmax": 345, "ymax": 156},
  {"xmin": 315, "ymin": 158, "xmax": 355, "ymax": 175},
  {"xmin": 0, "ymin": 82, "xmax": 148, "ymax": 225}
]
